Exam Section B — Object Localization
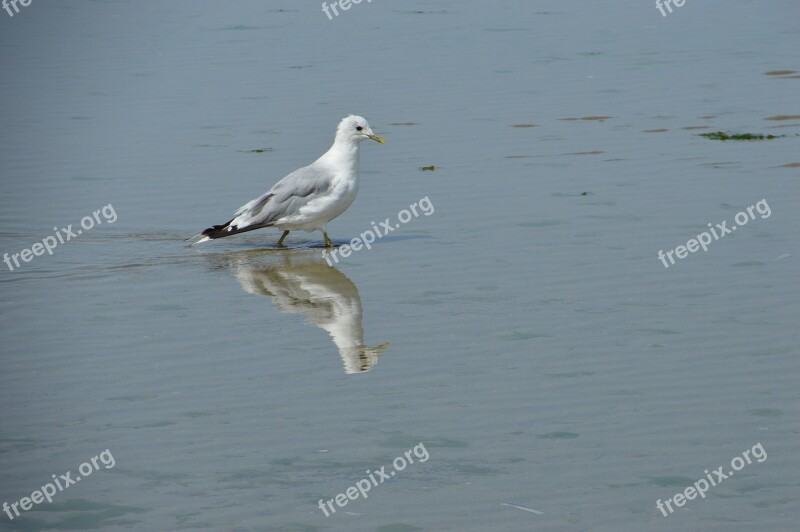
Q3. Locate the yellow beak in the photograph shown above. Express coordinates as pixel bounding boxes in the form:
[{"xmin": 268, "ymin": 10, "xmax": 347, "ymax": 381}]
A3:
[{"xmin": 368, "ymin": 134, "xmax": 386, "ymax": 144}]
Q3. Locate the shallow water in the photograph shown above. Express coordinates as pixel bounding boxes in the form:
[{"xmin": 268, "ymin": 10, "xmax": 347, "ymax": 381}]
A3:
[{"xmin": 1, "ymin": 1, "xmax": 798, "ymax": 530}]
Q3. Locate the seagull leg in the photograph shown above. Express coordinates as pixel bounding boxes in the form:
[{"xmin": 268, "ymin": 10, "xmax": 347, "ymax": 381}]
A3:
[
  {"xmin": 277, "ymin": 230, "xmax": 290, "ymax": 246},
  {"xmin": 323, "ymin": 231, "xmax": 333, "ymax": 248}
]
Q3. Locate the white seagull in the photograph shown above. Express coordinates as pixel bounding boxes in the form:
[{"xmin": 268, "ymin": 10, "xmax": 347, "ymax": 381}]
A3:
[{"xmin": 192, "ymin": 115, "xmax": 385, "ymax": 247}]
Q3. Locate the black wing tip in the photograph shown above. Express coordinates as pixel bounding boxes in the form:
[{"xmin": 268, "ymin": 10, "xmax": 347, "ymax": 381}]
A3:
[{"xmin": 201, "ymin": 218, "xmax": 236, "ymax": 239}]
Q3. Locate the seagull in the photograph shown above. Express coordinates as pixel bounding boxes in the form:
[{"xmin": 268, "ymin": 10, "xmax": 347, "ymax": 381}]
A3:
[{"xmin": 192, "ymin": 115, "xmax": 385, "ymax": 247}]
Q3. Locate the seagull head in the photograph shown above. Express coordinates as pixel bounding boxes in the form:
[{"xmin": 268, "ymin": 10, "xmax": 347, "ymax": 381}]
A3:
[{"xmin": 336, "ymin": 115, "xmax": 385, "ymax": 145}]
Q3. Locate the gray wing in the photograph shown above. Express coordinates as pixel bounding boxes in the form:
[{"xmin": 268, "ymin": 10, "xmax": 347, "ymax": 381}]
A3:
[{"xmin": 230, "ymin": 164, "xmax": 333, "ymax": 230}]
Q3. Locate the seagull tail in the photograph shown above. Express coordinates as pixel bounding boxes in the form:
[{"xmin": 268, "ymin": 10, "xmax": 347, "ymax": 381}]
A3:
[
  {"xmin": 188, "ymin": 217, "xmax": 269, "ymax": 245},
  {"xmin": 201, "ymin": 218, "xmax": 237, "ymax": 239}
]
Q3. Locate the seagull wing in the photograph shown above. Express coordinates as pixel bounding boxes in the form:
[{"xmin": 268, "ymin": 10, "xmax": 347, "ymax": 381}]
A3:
[
  {"xmin": 234, "ymin": 164, "xmax": 333, "ymax": 228},
  {"xmin": 198, "ymin": 164, "xmax": 333, "ymax": 240}
]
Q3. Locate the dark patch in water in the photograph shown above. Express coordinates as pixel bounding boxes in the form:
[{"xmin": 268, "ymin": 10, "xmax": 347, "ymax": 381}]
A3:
[
  {"xmin": 749, "ymin": 408, "xmax": 783, "ymax": 417},
  {"xmin": 765, "ymin": 115, "xmax": 800, "ymax": 121},
  {"xmin": 699, "ymin": 132, "xmax": 784, "ymax": 141},
  {"xmin": 560, "ymin": 116, "xmax": 613, "ymax": 122},
  {"xmin": 647, "ymin": 476, "xmax": 695, "ymax": 487}
]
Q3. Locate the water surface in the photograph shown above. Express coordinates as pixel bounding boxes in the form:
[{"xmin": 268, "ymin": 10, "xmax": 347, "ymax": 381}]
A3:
[{"xmin": 1, "ymin": 1, "xmax": 798, "ymax": 530}]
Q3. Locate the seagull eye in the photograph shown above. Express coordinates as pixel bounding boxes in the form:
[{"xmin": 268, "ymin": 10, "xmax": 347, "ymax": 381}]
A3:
[{"xmin": 356, "ymin": 126, "xmax": 363, "ymax": 131}]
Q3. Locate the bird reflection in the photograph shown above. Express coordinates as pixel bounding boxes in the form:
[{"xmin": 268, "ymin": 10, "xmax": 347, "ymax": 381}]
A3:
[{"xmin": 219, "ymin": 250, "xmax": 388, "ymax": 374}]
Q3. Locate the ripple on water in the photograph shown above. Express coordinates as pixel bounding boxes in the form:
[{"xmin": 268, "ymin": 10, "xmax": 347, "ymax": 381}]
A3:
[{"xmin": 537, "ymin": 432, "xmax": 580, "ymax": 439}]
